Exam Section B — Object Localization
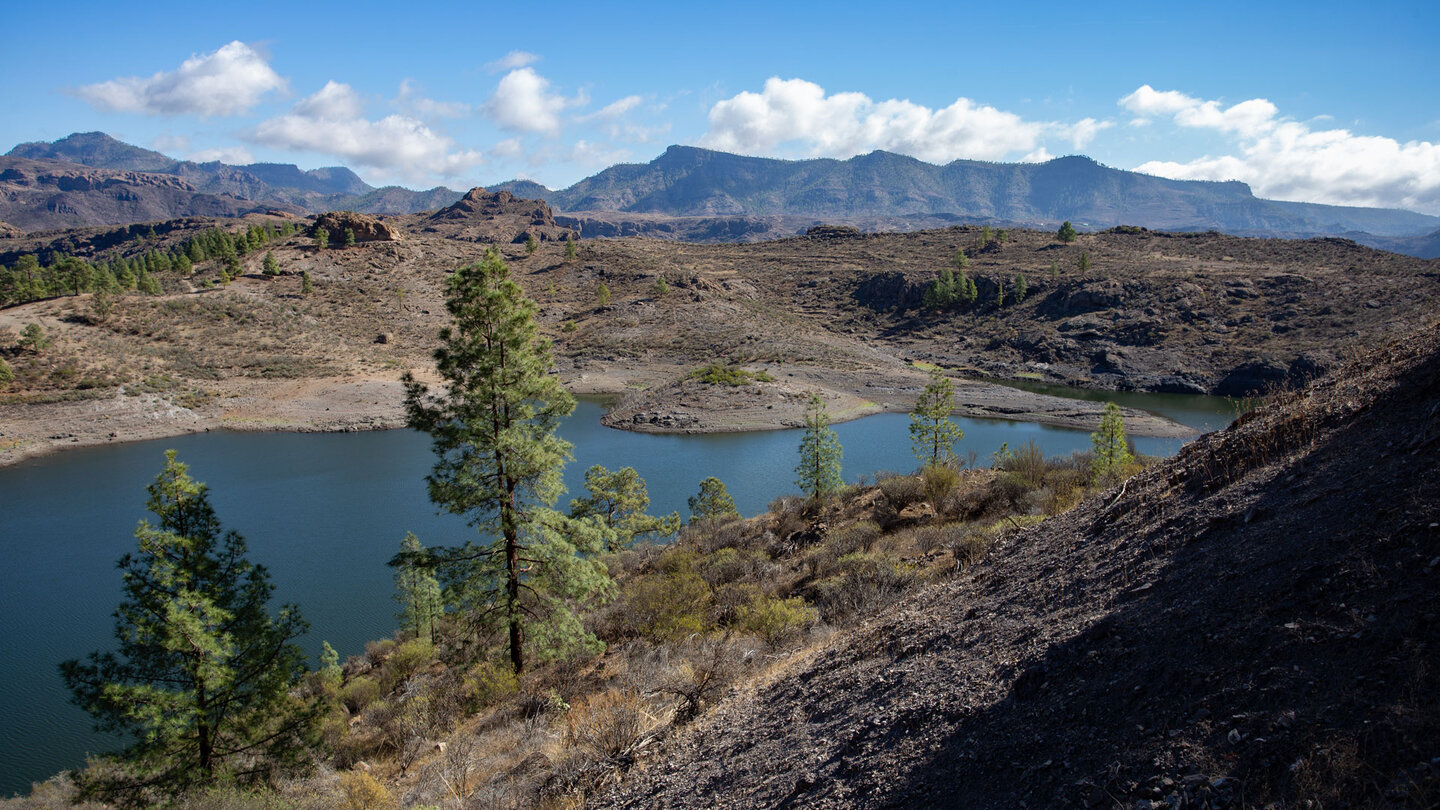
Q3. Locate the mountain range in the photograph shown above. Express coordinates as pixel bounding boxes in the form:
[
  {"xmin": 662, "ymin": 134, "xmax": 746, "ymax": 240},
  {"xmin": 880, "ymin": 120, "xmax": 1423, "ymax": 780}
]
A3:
[{"xmin": 3, "ymin": 133, "xmax": 1438, "ymax": 256}]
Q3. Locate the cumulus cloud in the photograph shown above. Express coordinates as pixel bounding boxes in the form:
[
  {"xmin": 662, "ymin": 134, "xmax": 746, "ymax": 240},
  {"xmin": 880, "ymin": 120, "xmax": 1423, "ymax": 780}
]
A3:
[
  {"xmin": 396, "ymin": 79, "xmax": 470, "ymax": 118},
  {"xmin": 698, "ymin": 77, "xmax": 1066, "ymax": 163},
  {"xmin": 251, "ymin": 81, "xmax": 483, "ymax": 179},
  {"xmin": 485, "ymin": 50, "xmax": 540, "ymax": 73},
  {"xmin": 485, "ymin": 68, "xmax": 585, "ymax": 135},
  {"xmin": 75, "ymin": 41, "xmax": 285, "ymax": 116},
  {"xmin": 190, "ymin": 146, "xmax": 256, "ymax": 164},
  {"xmin": 1120, "ymin": 85, "xmax": 1440, "ymax": 213}
]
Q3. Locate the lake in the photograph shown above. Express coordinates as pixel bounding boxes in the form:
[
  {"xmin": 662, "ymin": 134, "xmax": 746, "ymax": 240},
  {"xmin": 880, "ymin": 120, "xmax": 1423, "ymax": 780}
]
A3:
[{"xmin": 0, "ymin": 392, "xmax": 1241, "ymax": 795}]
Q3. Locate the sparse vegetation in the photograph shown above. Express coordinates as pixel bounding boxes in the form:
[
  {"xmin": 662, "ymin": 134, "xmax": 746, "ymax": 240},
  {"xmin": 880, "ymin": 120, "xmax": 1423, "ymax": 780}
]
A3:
[{"xmin": 687, "ymin": 362, "xmax": 775, "ymax": 386}]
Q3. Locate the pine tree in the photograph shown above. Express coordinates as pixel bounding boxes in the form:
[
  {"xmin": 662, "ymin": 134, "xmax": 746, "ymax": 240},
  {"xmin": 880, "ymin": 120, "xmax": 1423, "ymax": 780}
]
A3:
[
  {"xmin": 263, "ymin": 251, "xmax": 280, "ymax": 276},
  {"xmin": 909, "ymin": 366, "xmax": 964, "ymax": 467},
  {"xmin": 688, "ymin": 476, "xmax": 739, "ymax": 522},
  {"xmin": 301, "ymin": 271, "xmax": 314, "ymax": 295},
  {"xmin": 951, "ymin": 248, "xmax": 970, "ymax": 270},
  {"xmin": 1078, "ymin": 252, "xmax": 1091, "ymax": 272},
  {"xmin": 0, "ymin": 356, "xmax": 13, "ymax": 386},
  {"xmin": 564, "ymin": 234, "xmax": 578, "ymax": 261},
  {"xmin": 1058, "ymin": 221, "xmax": 1077, "ymax": 243},
  {"xmin": 60, "ymin": 451, "xmax": 314, "ymax": 796},
  {"xmin": 313, "ymin": 227, "xmax": 329, "ymax": 251},
  {"xmin": 398, "ymin": 249, "xmax": 615, "ymax": 674},
  {"xmin": 569, "ymin": 465, "xmax": 680, "ymax": 551},
  {"xmin": 525, "ymin": 233, "xmax": 539, "ymax": 255},
  {"xmin": 343, "ymin": 228, "xmax": 356, "ymax": 248},
  {"xmin": 19, "ymin": 322, "xmax": 50, "ymax": 352},
  {"xmin": 1014, "ymin": 273, "xmax": 1028, "ymax": 302},
  {"xmin": 1090, "ymin": 402, "xmax": 1134, "ymax": 485},
  {"xmin": 596, "ymin": 281, "xmax": 611, "ymax": 308},
  {"xmin": 394, "ymin": 532, "xmax": 442, "ymax": 643},
  {"xmin": 795, "ymin": 394, "xmax": 844, "ymax": 500}
]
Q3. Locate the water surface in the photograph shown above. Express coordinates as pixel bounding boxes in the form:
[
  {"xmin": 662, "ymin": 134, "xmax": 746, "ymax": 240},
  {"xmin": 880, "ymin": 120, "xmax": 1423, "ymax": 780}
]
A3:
[{"xmin": 0, "ymin": 393, "xmax": 1233, "ymax": 794}]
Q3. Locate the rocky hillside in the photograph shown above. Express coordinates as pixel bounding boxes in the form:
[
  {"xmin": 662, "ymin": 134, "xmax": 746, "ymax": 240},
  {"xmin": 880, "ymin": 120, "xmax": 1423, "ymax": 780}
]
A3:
[
  {"xmin": 0, "ymin": 156, "xmax": 298, "ymax": 231},
  {"xmin": 415, "ymin": 187, "xmax": 575, "ymax": 244},
  {"xmin": 4, "ymin": 133, "xmax": 461, "ymax": 227},
  {"xmin": 593, "ymin": 326, "xmax": 1440, "ymax": 808},
  {"xmin": 497, "ymin": 146, "xmax": 1440, "ymax": 241}
]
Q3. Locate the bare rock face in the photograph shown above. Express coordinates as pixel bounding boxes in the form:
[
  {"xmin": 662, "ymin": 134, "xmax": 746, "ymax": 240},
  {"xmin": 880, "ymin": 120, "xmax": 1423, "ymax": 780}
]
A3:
[
  {"xmin": 311, "ymin": 210, "xmax": 401, "ymax": 243},
  {"xmin": 420, "ymin": 187, "xmax": 574, "ymax": 244},
  {"xmin": 0, "ymin": 221, "xmax": 21, "ymax": 238}
]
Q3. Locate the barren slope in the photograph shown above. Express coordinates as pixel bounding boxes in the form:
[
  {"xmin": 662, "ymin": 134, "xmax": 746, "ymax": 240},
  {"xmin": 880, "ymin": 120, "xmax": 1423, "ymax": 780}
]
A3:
[{"xmin": 594, "ymin": 326, "xmax": 1440, "ymax": 808}]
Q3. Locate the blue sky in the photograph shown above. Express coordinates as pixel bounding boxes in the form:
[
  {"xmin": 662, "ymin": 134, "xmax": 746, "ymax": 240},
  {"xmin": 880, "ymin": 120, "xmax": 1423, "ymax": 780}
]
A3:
[{"xmin": 4, "ymin": 0, "xmax": 1438, "ymax": 213}]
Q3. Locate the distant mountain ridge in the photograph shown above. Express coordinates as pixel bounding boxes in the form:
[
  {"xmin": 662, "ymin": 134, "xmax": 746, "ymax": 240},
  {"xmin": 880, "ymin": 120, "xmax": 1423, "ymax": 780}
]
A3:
[
  {"xmin": 4, "ymin": 132, "xmax": 462, "ymax": 222},
  {"xmin": 495, "ymin": 145, "xmax": 1440, "ymax": 241},
  {"xmin": 5, "ymin": 134, "xmax": 1439, "ymax": 256}
]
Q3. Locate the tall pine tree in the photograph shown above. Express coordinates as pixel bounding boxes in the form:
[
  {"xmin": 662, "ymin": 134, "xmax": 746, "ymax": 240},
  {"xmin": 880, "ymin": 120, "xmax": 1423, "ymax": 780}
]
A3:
[
  {"xmin": 60, "ymin": 451, "xmax": 314, "ymax": 797},
  {"xmin": 1090, "ymin": 402, "xmax": 1134, "ymax": 485},
  {"xmin": 399, "ymin": 248, "xmax": 614, "ymax": 674},
  {"xmin": 909, "ymin": 366, "xmax": 964, "ymax": 467},
  {"xmin": 795, "ymin": 394, "xmax": 844, "ymax": 500}
]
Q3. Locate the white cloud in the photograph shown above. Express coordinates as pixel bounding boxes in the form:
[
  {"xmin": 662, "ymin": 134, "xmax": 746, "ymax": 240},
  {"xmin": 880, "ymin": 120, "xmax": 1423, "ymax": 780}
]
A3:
[
  {"xmin": 75, "ymin": 41, "xmax": 285, "ymax": 117},
  {"xmin": 1064, "ymin": 117, "xmax": 1112, "ymax": 150},
  {"xmin": 485, "ymin": 68, "xmax": 585, "ymax": 135},
  {"xmin": 577, "ymin": 95, "xmax": 644, "ymax": 121},
  {"xmin": 485, "ymin": 50, "xmax": 540, "ymax": 73},
  {"xmin": 251, "ymin": 82, "xmax": 483, "ymax": 180},
  {"xmin": 190, "ymin": 146, "xmax": 255, "ymax": 164},
  {"xmin": 698, "ymin": 77, "xmax": 1058, "ymax": 163},
  {"xmin": 396, "ymin": 79, "xmax": 470, "ymax": 119},
  {"xmin": 1122, "ymin": 85, "xmax": 1440, "ymax": 214},
  {"xmin": 491, "ymin": 138, "xmax": 524, "ymax": 159}
]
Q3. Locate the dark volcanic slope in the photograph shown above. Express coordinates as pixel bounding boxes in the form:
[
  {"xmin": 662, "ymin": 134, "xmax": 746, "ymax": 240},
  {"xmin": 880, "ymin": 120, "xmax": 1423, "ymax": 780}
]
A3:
[{"xmin": 596, "ymin": 327, "xmax": 1440, "ymax": 809}]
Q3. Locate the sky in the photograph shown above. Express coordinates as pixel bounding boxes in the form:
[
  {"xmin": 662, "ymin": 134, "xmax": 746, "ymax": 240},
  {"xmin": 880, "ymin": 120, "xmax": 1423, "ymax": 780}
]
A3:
[{"xmin": 4, "ymin": 0, "xmax": 1438, "ymax": 213}]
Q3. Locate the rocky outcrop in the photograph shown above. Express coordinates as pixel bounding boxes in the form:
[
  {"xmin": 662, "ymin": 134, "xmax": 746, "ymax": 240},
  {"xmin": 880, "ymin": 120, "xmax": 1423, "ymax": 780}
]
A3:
[
  {"xmin": 419, "ymin": 187, "xmax": 573, "ymax": 244},
  {"xmin": 311, "ymin": 210, "xmax": 401, "ymax": 243},
  {"xmin": 0, "ymin": 221, "xmax": 20, "ymax": 238}
]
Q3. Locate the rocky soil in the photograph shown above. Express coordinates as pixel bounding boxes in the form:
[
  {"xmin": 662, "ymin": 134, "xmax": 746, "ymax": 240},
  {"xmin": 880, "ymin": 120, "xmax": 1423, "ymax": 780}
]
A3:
[{"xmin": 591, "ymin": 325, "xmax": 1440, "ymax": 809}]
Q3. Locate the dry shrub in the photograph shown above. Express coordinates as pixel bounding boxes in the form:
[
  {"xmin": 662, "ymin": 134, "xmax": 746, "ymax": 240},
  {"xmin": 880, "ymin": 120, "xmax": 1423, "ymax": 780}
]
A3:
[
  {"xmin": 655, "ymin": 635, "xmax": 748, "ymax": 724},
  {"xmin": 915, "ymin": 522, "xmax": 966, "ymax": 554},
  {"xmin": 829, "ymin": 520, "xmax": 881, "ymax": 555},
  {"xmin": 338, "ymin": 771, "xmax": 395, "ymax": 810},
  {"xmin": 921, "ymin": 463, "xmax": 961, "ymax": 508},
  {"xmin": 700, "ymin": 547, "xmax": 765, "ymax": 587},
  {"xmin": 948, "ymin": 532, "xmax": 992, "ymax": 570},
  {"xmin": 687, "ymin": 517, "xmax": 754, "ymax": 554},
  {"xmin": 877, "ymin": 472, "xmax": 925, "ymax": 509},
  {"xmin": 813, "ymin": 553, "xmax": 917, "ymax": 626},
  {"xmin": 565, "ymin": 688, "xmax": 654, "ymax": 765},
  {"xmin": 769, "ymin": 495, "xmax": 809, "ymax": 539},
  {"xmin": 997, "ymin": 439, "xmax": 1048, "ymax": 488}
]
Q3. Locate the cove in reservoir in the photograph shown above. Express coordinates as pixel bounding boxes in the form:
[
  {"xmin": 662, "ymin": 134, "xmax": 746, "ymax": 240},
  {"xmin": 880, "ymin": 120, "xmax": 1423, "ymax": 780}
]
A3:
[{"xmin": 0, "ymin": 392, "xmax": 1242, "ymax": 795}]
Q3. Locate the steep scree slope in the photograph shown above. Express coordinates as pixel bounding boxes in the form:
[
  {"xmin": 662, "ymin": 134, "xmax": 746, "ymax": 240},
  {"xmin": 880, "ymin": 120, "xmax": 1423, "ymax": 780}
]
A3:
[{"xmin": 595, "ymin": 327, "xmax": 1440, "ymax": 808}]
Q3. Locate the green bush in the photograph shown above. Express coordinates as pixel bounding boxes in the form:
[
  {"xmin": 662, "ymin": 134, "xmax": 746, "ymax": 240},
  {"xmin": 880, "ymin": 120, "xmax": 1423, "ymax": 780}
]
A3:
[
  {"xmin": 340, "ymin": 676, "xmax": 381, "ymax": 713},
  {"xmin": 735, "ymin": 592, "xmax": 816, "ymax": 647},
  {"xmin": 380, "ymin": 638, "xmax": 435, "ymax": 692},
  {"xmin": 623, "ymin": 550, "xmax": 713, "ymax": 641},
  {"xmin": 463, "ymin": 660, "xmax": 519, "ymax": 711}
]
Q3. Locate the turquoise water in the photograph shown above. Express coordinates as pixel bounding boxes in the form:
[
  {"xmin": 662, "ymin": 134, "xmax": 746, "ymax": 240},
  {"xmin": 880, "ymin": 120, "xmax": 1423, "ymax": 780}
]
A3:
[{"xmin": 0, "ymin": 393, "xmax": 1235, "ymax": 795}]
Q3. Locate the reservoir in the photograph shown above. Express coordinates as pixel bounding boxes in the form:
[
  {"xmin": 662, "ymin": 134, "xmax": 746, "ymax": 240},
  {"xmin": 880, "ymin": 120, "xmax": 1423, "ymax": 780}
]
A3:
[{"xmin": 0, "ymin": 392, "xmax": 1241, "ymax": 795}]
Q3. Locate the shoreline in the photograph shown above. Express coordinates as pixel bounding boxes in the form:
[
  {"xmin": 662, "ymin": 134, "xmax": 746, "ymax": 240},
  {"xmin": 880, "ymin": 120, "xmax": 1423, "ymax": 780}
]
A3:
[{"xmin": 0, "ymin": 370, "xmax": 1199, "ymax": 470}]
